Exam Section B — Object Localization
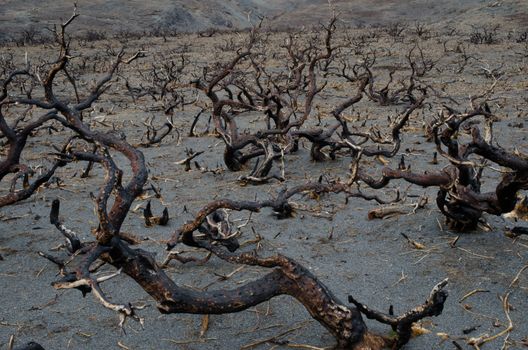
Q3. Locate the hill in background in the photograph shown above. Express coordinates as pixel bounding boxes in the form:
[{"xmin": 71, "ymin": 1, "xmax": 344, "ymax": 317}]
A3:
[{"xmin": 0, "ymin": 0, "xmax": 526, "ymax": 41}]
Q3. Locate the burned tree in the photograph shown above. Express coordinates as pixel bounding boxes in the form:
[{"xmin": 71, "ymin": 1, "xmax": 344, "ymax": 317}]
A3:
[
  {"xmin": 358, "ymin": 98, "xmax": 528, "ymax": 231},
  {"xmin": 183, "ymin": 17, "xmax": 437, "ymax": 193},
  {"xmin": 0, "ymin": 9, "xmax": 148, "ymax": 207},
  {"xmin": 0, "ymin": 29, "xmax": 72, "ymax": 206},
  {"xmin": 188, "ymin": 19, "xmax": 339, "ymax": 175},
  {"xmin": 46, "ymin": 191, "xmax": 447, "ymax": 350}
]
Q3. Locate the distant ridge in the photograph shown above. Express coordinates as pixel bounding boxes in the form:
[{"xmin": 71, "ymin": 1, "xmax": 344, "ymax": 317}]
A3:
[{"xmin": 0, "ymin": 0, "xmax": 526, "ymax": 41}]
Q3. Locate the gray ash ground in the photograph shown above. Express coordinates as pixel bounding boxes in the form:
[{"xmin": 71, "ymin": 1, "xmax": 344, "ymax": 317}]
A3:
[{"xmin": 1, "ymin": 21, "xmax": 528, "ymax": 350}]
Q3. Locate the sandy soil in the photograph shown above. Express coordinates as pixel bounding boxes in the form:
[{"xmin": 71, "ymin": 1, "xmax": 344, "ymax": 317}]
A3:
[{"xmin": 1, "ymin": 11, "xmax": 528, "ymax": 350}]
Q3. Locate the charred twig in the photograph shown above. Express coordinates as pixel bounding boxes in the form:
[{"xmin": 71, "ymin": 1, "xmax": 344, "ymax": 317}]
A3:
[
  {"xmin": 175, "ymin": 149, "xmax": 204, "ymax": 171},
  {"xmin": 161, "ymin": 251, "xmax": 212, "ymax": 267},
  {"xmin": 348, "ymin": 279, "xmax": 448, "ymax": 349},
  {"xmin": 49, "ymin": 198, "xmax": 81, "ymax": 253},
  {"xmin": 189, "ymin": 108, "xmax": 205, "ymax": 137},
  {"xmin": 139, "ymin": 116, "xmax": 178, "ymax": 147},
  {"xmin": 144, "ymin": 200, "xmax": 169, "ymax": 227},
  {"xmin": 80, "ymin": 144, "xmax": 98, "ymax": 178}
]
